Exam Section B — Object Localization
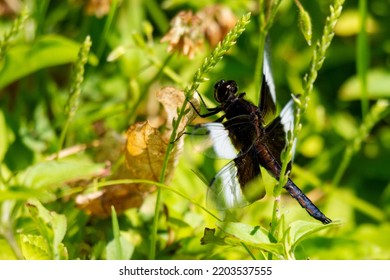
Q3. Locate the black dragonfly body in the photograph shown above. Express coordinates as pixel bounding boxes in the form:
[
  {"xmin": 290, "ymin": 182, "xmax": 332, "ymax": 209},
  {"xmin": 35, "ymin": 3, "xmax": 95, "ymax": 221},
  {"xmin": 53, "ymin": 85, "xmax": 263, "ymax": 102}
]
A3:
[{"xmin": 189, "ymin": 59, "xmax": 331, "ymax": 224}]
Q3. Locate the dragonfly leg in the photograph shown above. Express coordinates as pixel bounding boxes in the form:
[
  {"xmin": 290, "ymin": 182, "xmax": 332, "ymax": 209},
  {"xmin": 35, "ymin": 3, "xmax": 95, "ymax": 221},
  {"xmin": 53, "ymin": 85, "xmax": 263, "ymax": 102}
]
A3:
[{"xmin": 188, "ymin": 96, "xmax": 222, "ymax": 118}]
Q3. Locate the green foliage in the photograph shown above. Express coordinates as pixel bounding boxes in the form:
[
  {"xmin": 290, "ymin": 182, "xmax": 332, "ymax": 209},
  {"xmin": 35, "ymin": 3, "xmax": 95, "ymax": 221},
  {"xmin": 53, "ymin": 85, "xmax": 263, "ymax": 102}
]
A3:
[
  {"xmin": 58, "ymin": 36, "xmax": 92, "ymax": 154},
  {"xmin": 21, "ymin": 199, "xmax": 68, "ymax": 260},
  {"xmin": 0, "ymin": 0, "xmax": 389, "ymax": 260},
  {"xmin": 0, "ymin": 35, "xmax": 81, "ymax": 88},
  {"xmin": 106, "ymin": 206, "xmax": 134, "ymax": 260},
  {"xmin": 0, "ymin": 7, "xmax": 28, "ymax": 60}
]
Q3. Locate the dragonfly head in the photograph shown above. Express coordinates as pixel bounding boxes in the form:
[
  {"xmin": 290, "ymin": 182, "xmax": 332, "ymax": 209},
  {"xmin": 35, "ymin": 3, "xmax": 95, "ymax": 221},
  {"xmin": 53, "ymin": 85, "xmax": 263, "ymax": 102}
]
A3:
[{"xmin": 214, "ymin": 80, "xmax": 238, "ymax": 103}]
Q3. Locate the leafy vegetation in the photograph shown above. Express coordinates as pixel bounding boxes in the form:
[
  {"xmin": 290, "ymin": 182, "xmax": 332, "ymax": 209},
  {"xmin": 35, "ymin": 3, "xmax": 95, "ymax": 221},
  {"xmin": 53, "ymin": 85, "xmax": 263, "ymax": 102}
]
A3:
[{"xmin": 0, "ymin": 0, "xmax": 389, "ymax": 260}]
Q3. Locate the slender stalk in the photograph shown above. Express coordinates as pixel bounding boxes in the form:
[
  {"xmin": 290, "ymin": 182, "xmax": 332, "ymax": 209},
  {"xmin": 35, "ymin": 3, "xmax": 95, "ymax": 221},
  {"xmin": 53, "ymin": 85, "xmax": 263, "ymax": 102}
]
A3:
[
  {"xmin": 0, "ymin": 7, "xmax": 28, "ymax": 60},
  {"xmin": 276, "ymin": 0, "xmax": 346, "ymax": 195},
  {"xmin": 357, "ymin": 0, "xmax": 369, "ymax": 118},
  {"xmin": 241, "ymin": 242, "xmax": 257, "ymax": 260},
  {"xmin": 35, "ymin": 0, "xmax": 50, "ymax": 36},
  {"xmin": 332, "ymin": 100, "xmax": 390, "ymax": 187},
  {"xmin": 143, "ymin": 0, "xmax": 169, "ymax": 33},
  {"xmin": 96, "ymin": 0, "xmax": 119, "ymax": 60},
  {"xmin": 149, "ymin": 13, "xmax": 251, "ymax": 260},
  {"xmin": 254, "ymin": 0, "xmax": 283, "ymax": 102},
  {"xmin": 253, "ymin": 0, "xmax": 266, "ymax": 102},
  {"xmin": 271, "ymin": 0, "xmax": 345, "ymax": 243},
  {"xmin": 57, "ymin": 36, "xmax": 92, "ymax": 156}
]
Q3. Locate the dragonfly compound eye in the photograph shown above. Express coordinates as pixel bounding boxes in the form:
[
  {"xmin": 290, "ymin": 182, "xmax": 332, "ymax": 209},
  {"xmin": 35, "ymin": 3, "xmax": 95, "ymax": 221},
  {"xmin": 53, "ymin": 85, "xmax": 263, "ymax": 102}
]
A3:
[{"xmin": 214, "ymin": 80, "xmax": 238, "ymax": 103}]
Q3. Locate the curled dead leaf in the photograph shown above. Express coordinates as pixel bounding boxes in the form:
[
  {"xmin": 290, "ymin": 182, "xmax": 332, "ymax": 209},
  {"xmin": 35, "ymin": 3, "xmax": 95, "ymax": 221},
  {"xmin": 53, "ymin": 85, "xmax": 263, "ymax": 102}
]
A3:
[
  {"xmin": 76, "ymin": 86, "xmax": 198, "ymax": 217},
  {"xmin": 124, "ymin": 86, "xmax": 198, "ymax": 189},
  {"xmin": 156, "ymin": 86, "xmax": 199, "ymax": 133},
  {"xmin": 125, "ymin": 120, "xmax": 176, "ymax": 186},
  {"xmin": 76, "ymin": 179, "xmax": 144, "ymax": 216}
]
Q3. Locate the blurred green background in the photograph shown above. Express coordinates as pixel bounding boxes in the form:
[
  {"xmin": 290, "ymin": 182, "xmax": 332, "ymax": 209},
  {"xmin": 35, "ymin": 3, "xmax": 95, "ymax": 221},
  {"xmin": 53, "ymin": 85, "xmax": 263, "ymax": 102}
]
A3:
[{"xmin": 0, "ymin": 0, "xmax": 389, "ymax": 260}]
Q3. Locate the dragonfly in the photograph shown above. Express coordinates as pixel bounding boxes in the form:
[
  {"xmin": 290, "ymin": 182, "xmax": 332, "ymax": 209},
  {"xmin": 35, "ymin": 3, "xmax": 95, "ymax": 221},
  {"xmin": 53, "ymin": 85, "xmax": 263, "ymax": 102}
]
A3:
[{"xmin": 188, "ymin": 53, "xmax": 331, "ymax": 224}]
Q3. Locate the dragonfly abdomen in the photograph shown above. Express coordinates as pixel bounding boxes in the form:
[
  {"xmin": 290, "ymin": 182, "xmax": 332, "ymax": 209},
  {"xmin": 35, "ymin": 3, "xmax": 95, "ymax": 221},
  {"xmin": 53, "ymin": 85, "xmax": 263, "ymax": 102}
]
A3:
[{"xmin": 284, "ymin": 179, "xmax": 332, "ymax": 224}]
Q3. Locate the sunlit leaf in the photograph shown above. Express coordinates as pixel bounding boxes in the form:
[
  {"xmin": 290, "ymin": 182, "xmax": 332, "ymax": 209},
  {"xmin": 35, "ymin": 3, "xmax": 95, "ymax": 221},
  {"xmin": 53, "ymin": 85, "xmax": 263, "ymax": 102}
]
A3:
[
  {"xmin": 106, "ymin": 236, "xmax": 134, "ymax": 260},
  {"xmin": 19, "ymin": 158, "xmax": 107, "ymax": 190},
  {"xmin": 205, "ymin": 222, "xmax": 285, "ymax": 257},
  {"xmin": 339, "ymin": 69, "xmax": 390, "ymax": 100},
  {"xmin": 201, "ymin": 227, "xmax": 226, "ymax": 246},
  {"xmin": 20, "ymin": 233, "xmax": 68, "ymax": 260},
  {"xmin": 352, "ymin": 223, "xmax": 390, "ymax": 259},
  {"xmin": 0, "ymin": 239, "xmax": 17, "ymax": 260},
  {"xmin": 284, "ymin": 220, "xmax": 339, "ymax": 255},
  {"xmin": 334, "ymin": 9, "xmax": 379, "ymax": 36},
  {"xmin": 25, "ymin": 199, "xmax": 68, "ymax": 260},
  {"xmin": 0, "ymin": 110, "xmax": 11, "ymax": 161},
  {"xmin": 0, "ymin": 185, "xmax": 54, "ymax": 202},
  {"xmin": 110, "ymin": 206, "xmax": 123, "ymax": 260},
  {"xmin": 20, "ymin": 234, "xmax": 51, "ymax": 260},
  {"xmin": 0, "ymin": 35, "xmax": 84, "ymax": 89}
]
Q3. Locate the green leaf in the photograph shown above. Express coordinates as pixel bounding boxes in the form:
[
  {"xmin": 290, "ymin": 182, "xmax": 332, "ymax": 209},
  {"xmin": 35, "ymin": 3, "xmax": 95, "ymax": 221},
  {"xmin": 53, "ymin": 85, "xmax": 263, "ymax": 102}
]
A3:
[
  {"xmin": 106, "ymin": 236, "xmax": 134, "ymax": 260},
  {"xmin": 339, "ymin": 69, "xmax": 390, "ymax": 100},
  {"xmin": 20, "ymin": 234, "xmax": 51, "ymax": 260},
  {"xmin": 0, "ymin": 238, "xmax": 18, "ymax": 259},
  {"xmin": 0, "ymin": 185, "xmax": 55, "ymax": 202},
  {"xmin": 111, "ymin": 206, "xmax": 123, "ymax": 260},
  {"xmin": 0, "ymin": 109, "xmax": 11, "ymax": 161},
  {"xmin": 0, "ymin": 35, "xmax": 82, "ymax": 89},
  {"xmin": 19, "ymin": 157, "xmax": 106, "ymax": 189},
  {"xmin": 105, "ymin": 206, "xmax": 134, "ymax": 260},
  {"xmin": 215, "ymin": 222, "xmax": 285, "ymax": 257},
  {"xmin": 217, "ymin": 221, "xmax": 270, "ymax": 243},
  {"xmin": 200, "ymin": 228, "xmax": 226, "ymax": 246},
  {"xmin": 284, "ymin": 220, "xmax": 340, "ymax": 255},
  {"xmin": 20, "ymin": 234, "xmax": 68, "ymax": 260},
  {"xmin": 25, "ymin": 199, "xmax": 68, "ymax": 259}
]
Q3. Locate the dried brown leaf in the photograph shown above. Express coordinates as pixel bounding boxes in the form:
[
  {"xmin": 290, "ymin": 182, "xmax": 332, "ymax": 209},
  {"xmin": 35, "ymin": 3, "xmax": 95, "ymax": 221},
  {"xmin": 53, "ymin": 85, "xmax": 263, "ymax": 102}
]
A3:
[
  {"xmin": 76, "ymin": 86, "xmax": 197, "ymax": 217},
  {"xmin": 76, "ymin": 183, "xmax": 144, "ymax": 217}
]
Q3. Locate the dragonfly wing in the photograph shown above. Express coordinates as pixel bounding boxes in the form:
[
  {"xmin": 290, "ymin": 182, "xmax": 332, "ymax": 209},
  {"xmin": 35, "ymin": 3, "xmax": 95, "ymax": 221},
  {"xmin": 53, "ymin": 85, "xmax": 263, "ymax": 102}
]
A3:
[
  {"xmin": 189, "ymin": 114, "xmax": 256, "ymax": 159},
  {"xmin": 207, "ymin": 152, "xmax": 265, "ymax": 210},
  {"xmin": 190, "ymin": 122, "xmax": 238, "ymax": 159},
  {"xmin": 259, "ymin": 49, "xmax": 277, "ymax": 124},
  {"xmin": 234, "ymin": 151, "xmax": 265, "ymax": 203},
  {"xmin": 264, "ymin": 99, "xmax": 295, "ymax": 167},
  {"xmin": 280, "ymin": 99, "xmax": 295, "ymax": 134},
  {"xmin": 207, "ymin": 160, "xmax": 249, "ymax": 210}
]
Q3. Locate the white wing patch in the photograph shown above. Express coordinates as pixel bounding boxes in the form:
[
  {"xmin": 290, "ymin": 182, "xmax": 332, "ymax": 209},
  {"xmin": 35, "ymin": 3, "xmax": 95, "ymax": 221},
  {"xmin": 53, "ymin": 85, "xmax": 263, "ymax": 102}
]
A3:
[
  {"xmin": 190, "ymin": 122, "xmax": 238, "ymax": 159},
  {"xmin": 280, "ymin": 99, "xmax": 294, "ymax": 133},
  {"xmin": 207, "ymin": 161, "xmax": 249, "ymax": 210},
  {"xmin": 280, "ymin": 99, "xmax": 297, "ymax": 159},
  {"xmin": 263, "ymin": 50, "xmax": 276, "ymax": 104}
]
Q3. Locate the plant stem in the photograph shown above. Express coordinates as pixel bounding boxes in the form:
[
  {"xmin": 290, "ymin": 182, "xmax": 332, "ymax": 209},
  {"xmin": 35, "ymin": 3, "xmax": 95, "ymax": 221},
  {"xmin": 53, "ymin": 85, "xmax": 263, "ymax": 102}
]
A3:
[
  {"xmin": 96, "ymin": 0, "xmax": 119, "ymax": 60},
  {"xmin": 0, "ymin": 7, "xmax": 28, "ymax": 60},
  {"xmin": 254, "ymin": 0, "xmax": 282, "ymax": 103},
  {"xmin": 357, "ymin": 0, "xmax": 369, "ymax": 118},
  {"xmin": 332, "ymin": 100, "xmax": 390, "ymax": 187},
  {"xmin": 57, "ymin": 36, "xmax": 92, "ymax": 156},
  {"xmin": 271, "ymin": 0, "xmax": 345, "ymax": 244}
]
